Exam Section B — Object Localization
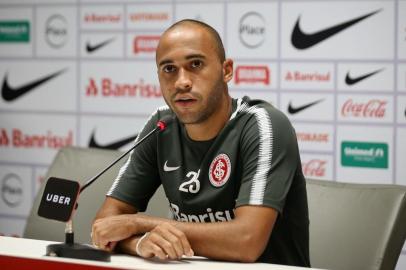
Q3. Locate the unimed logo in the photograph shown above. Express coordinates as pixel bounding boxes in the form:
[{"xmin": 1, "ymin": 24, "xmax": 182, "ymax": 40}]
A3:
[
  {"xmin": 341, "ymin": 141, "xmax": 388, "ymax": 169},
  {"xmin": 0, "ymin": 21, "xmax": 29, "ymax": 42}
]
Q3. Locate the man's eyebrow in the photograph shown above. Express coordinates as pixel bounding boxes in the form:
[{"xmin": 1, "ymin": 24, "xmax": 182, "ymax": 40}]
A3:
[
  {"xmin": 158, "ymin": 54, "xmax": 206, "ymax": 67},
  {"xmin": 158, "ymin": 59, "xmax": 173, "ymax": 67},
  {"xmin": 185, "ymin": 54, "xmax": 205, "ymax": 60}
]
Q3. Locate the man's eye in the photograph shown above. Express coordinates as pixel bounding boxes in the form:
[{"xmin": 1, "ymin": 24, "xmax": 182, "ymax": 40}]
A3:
[
  {"xmin": 191, "ymin": 60, "xmax": 203, "ymax": 68},
  {"xmin": 163, "ymin": 65, "xmax": 176, "ymax": 73}
]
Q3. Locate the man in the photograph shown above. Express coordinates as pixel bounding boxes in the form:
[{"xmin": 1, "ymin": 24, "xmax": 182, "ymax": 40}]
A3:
[{"xmin": 92, "ymin": 19, "xmax": 310, "ymax": 266}]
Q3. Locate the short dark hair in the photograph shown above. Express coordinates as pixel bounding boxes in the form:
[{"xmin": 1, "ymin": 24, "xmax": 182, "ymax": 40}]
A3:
[{"xmin": 165, "ymin": 19, "xmax": 226, "ymax": 62}]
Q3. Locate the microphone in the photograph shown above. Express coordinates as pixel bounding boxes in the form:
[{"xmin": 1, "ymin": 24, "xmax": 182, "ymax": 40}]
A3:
[{"xmin": 37, "ymin": 115, "xmax": 174, "ymax": 261}]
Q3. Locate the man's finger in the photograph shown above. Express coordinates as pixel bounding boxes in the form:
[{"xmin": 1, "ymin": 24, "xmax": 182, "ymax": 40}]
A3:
[
  {"xmin": 153, "ymin": 226, "xmax": 184, "ymax": 259},
  {"xmin": 149, "ymin": 232, "xmax": 178, "ymax": 260},
  {"xmin": 149, "ymin": 242, "xmax": 167, "ymax": 260},
  {"xmin": 168, "ymin": 225, "xmax": 194, "ymax": 257}
]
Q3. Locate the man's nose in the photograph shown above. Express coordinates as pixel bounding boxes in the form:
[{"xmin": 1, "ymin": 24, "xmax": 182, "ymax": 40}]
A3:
[{"xmin": 175, "ymin": 68, "xmax": 192, "ymax": 91}]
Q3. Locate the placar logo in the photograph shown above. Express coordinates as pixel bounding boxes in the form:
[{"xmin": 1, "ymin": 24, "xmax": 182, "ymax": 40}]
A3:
[
  {"xmin": 341, "ymin": 141, "xmax": 388, "ymax": 169},
  {"xmin": 179, "ymin": 170, "xmax": 200, "ymax": 193},
  {"xmin": 45, "ymin": 15, "xmax": 68, "ymax": 48},
  {"xmin": 239, "ymin": 12, "xmax": 266, "ymax": 48},
  {"xmin": 1, "ymin": 173, "xmax": 23, "ymax": 207}
]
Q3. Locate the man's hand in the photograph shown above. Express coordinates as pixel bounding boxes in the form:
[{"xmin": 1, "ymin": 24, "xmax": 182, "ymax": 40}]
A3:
[
  {"xmin": 92, "ymin": 214, "xmax": 137, "ymax": 252},
  {"xmin": 136, "ymin": 222, "xmax": 194, "ymax": 260}
]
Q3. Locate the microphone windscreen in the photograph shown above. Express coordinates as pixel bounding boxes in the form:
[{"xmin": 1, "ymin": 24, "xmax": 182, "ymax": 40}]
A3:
[
  {"xmin": 157, "ymin": 115, "xmax": 175, "ymax": 130},
  {"xmin": 38, "ymin": 177, "xmax": 80, "ymax": 222}
]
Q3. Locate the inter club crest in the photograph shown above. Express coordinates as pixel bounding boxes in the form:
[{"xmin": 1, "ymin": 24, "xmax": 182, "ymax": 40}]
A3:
[{"xmin": 209, "ymin": 153, "xmax": 231, "ymax": 187}]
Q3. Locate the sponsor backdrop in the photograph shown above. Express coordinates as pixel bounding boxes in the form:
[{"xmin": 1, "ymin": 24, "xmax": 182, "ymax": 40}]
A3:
[{"xmin": 0, "ymin": 0, "xmax": 405, "ymax": 267}]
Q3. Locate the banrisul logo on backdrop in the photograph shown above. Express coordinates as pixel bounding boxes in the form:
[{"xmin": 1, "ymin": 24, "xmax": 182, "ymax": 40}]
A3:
[
  {"xmin": 0, "ymin": 21, "xmax": 29, "ymax": 42},
  {"xmin": 341, "ymin": 141, "xmax": 388, "ymax": 169}
]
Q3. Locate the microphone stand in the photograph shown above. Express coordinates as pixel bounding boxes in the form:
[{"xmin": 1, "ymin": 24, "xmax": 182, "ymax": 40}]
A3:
[
  {"xmin": 45, "ymin": 124, "xmax": 166, "ymax": 262},
  {"xmin": 46, "ymin": 218, "xmax": 111, "ymax": 261}
]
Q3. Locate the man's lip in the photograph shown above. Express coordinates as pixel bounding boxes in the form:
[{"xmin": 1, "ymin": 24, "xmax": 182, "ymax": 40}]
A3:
[
  {"xmin": 173, "ymin": 94, "xmax": 196, "ymax": 101},
  {"xmin": 174, "ymin": 98, "xmax": 197, "ymax": 102},
  {"xmin": 173, "ymin": 98, "xmax": 198, "ymax": 107}
]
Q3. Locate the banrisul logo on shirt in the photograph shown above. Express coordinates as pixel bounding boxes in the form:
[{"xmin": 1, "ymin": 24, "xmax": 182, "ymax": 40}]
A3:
[
  {"xmin": 341, "ymin": 141, "xmax": 388, "ymax": 169},
  {"xmin": 0, "ymin": 21, "xmax": 30, "ymax": 42}
]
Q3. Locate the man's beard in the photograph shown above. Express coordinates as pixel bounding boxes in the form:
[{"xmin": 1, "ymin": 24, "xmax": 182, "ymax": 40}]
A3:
[{"xmin": 167, "ymin": 81, "xmax": 226, "ymax": 125}]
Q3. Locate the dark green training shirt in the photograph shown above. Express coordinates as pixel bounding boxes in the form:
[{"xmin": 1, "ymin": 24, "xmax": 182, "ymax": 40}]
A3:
[{"xmin": 108, "ymin": 96, "xmax": 310, "ymax": 267}]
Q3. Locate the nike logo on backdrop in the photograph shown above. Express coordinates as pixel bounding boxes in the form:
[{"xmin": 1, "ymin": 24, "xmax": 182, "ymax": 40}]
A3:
[
  {"xmin": 288, "ymin": 99, "xmax": 324, "ymax": 114},
  {"xmin": 164, "ymin": 161, "xmax": 180, "ymax": 172},
  {"xmin": 345, "ymin": 68, "xmax": 383, "ymax": 85},
  {"xmin": 86, "ymin": 37, "xmax": 115, "ymax": 53},
  {"xmin": 1, "ymin": 69, "xmax": 67, "ymax": 102},
  {"xmin": 89, "ymin": 131, "xmax": 138, "ymax": 150},
  {"xmin": 291, "ymin": 9, "xmax": 382, "ymax": 49}
]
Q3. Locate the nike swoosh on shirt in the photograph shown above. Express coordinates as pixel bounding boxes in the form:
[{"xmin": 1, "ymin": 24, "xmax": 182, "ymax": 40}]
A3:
[
  {"xmin": 89, "ymin": 131, "xmax": 138, "ymax": 150},
  {"xmin": 164, "ymin": 161, "xmax": 180, "ymax": 172},
  {"xmin": 291, "ymin": 9, "xmax": 381, "ymax": 49},
  {"xmin": 345, "ymin": 68, "xmax": 383, "ymax": 85},
  {"xmin": 288, "ymin": 99, "xmax": 324, "ymax": 114},
  {"xmin": 2, "ymin": 69, "xmax": 67, "ymax": 102},
  {"xmin": 86, "ymin": 37, "xmax": 115, "ymax": 53}
]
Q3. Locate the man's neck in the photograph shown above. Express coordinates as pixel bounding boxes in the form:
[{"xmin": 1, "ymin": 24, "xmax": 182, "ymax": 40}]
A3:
[{"xmin": 184, "ymin": 96, "xmax": 232, "ymax": 141}]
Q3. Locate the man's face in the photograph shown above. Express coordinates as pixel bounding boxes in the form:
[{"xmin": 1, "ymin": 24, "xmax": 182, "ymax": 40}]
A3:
[{"xmin": 156, "ymin": 25, "xmax": 232, "ymax": 125}]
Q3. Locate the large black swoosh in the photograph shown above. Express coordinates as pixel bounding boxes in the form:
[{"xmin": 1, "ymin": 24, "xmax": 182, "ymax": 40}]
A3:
[
  {"xmin": 89, "ymin": 131, "xmax": 138, "ymax": 150},
  {"xmin": 345, "ymin": 68, "xmax": 383, "ymax": 85},
  {"xmin": 288, "ymin": 99, "xmax": 324, "ymax": 114},
  {"xmin": 291, "ymin": 9, "xmax": 382, "ymax": 49},
  {"xmin": 2, "ymin": 69, "xmax": 67, "ymax": 102},
  {"xmin": 86, "ymin": 37, "xmax": 115, "ymax": 53}
]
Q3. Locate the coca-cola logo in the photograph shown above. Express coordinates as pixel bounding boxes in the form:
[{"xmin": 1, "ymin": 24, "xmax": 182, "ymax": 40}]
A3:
[
  {"xmin": 302, "ymin": 159, "xmax": 326, "ymax": 177},
  {"xmin": 341, "ymin": 99, "xmax": 387, "ymax": 118}
]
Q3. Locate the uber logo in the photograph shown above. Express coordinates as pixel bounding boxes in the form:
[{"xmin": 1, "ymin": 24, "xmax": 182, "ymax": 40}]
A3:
[
  {"xmin": 239, "ymin": 12, "xmax": 266, "ymax": 48},
  {"xmin": 45, "ymin": 193, "xmax": 71, "ymax": 205},
  {"xmin": 45, "ymin": 14, "xmax": 68, "ymax": 48},
  {"xmin": 38, "ymin": 177, "xmax": 80, "ymax": 222},
  {"xmin": 1, "ymin": 173, "xmax": 23, "ymax": 207}
]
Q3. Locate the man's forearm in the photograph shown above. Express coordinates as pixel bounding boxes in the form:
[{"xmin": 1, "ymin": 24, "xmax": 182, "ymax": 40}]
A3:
[
  {"xmin": 130, "ymin": 206, "xmax": 276, "ymax": 262},
  {"xmin": 92, "ymin": 198, "xmax": 277, "ymax": 262}
]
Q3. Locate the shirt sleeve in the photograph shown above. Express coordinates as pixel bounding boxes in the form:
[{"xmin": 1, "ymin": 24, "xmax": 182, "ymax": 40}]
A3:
[
  {"xmin": 235, "ymin": 105, "xmax": 300, "ymax": 213},
  {"xmin": 107, "ymin": 112, "xmax": 161, "ymax": 212}
]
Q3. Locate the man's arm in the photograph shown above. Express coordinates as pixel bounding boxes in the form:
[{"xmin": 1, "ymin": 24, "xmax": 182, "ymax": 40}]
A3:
[
  {"xmin": 92, "ymin": 197, "xmax": 138, "ymax": 252},
  {"xmin": 92, "ymin": 197, "xmax": 278, "ymax": 263}
]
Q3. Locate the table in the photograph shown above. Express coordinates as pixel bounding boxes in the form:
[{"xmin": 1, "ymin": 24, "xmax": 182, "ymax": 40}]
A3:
[{"xmin": 0, "ymin": 236, "xmax": 319, "ymax": 270}]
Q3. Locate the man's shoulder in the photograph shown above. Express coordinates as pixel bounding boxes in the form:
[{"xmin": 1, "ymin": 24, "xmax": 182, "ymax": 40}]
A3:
[
  {"xmin": 153, "ymin": 105, "xmax": 172, "ymax": 118},
  {"xmin": 233, "ymin": 96, "xmax": 292, "ymax": 128}
]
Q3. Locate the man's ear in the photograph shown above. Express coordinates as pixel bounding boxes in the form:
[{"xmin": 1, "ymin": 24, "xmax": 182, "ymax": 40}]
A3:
[{"xmin": 223, "ymin": 59, "xmax": 233, "ymax": 83}]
